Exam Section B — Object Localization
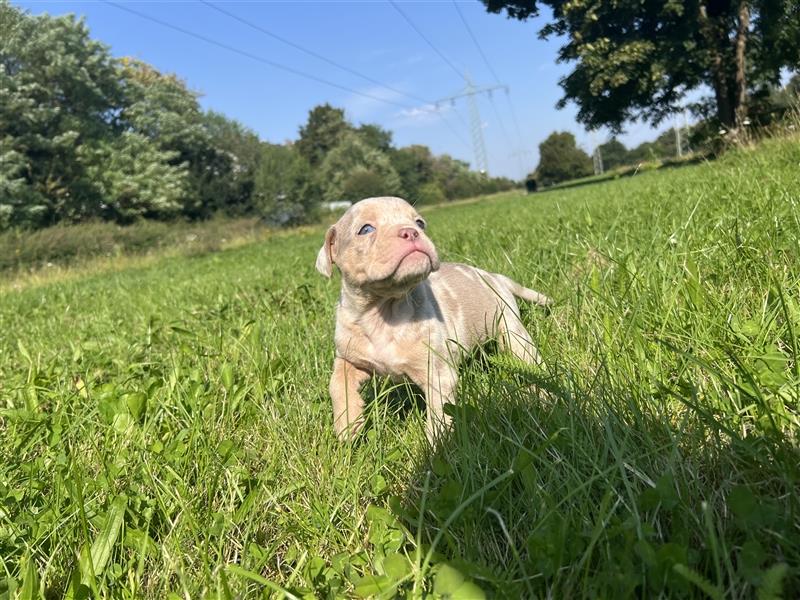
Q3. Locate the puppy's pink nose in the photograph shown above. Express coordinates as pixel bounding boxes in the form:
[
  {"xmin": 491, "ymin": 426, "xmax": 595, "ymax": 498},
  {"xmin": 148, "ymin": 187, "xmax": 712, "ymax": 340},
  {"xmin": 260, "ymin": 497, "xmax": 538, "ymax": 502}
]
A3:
[{"xmin": 399, "ymin": 227, "xmax": 419, "ymax": 241}]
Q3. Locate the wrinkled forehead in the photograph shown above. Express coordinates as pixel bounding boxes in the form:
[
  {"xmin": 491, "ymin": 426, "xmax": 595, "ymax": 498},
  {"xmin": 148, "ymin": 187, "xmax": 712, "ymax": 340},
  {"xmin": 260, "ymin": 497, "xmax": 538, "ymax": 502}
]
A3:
[{"xmin": 341, "ymin": 197, "xmax": 419, "ymax": 229}]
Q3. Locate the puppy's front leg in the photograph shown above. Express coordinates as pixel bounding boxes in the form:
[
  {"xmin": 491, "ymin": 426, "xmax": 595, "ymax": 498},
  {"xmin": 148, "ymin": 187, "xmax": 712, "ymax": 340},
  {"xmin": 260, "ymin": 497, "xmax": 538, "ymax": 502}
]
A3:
[
  {"xmin": 418, "ymin": 361, "xmax": 458, "ymax": 442},
  {"xmin": 330, "ymin": 357, "xmax": 371, "ymax": 439}
]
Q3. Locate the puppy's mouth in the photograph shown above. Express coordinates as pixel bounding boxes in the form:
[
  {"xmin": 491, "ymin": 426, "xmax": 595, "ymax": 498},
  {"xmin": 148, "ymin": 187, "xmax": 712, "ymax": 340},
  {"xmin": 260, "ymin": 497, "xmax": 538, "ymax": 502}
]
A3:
[
  {"xmin": 366, "ymin": 244, "xmax": 435, "ymax": 291},
  {"xmin": 397, "ymin": 246, "xmax": 431, "ymax": 263}
]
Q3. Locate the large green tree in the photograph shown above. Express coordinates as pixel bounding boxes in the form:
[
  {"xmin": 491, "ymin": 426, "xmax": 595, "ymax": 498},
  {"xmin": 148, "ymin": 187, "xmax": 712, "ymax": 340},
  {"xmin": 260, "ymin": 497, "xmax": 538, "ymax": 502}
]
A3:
[
  {"xmin": 598, "ymin": 137, "xmax": 631, "ymax": 170},
  {"xmin": 482, "ymin": 0, "xmax": 800, "ymax": 131},
  {"xmin": 295, "ymin": 104, "xmax": 350, "ymax": 168},
  {"xmin": 0, "ymin": 2, "xmax": 123, "ymax": 226},
  {"xmin": 390, "ymin": 144, "xmax": 436, "ymax": 203},
  {"xmin": 83, "ymin": 132, "xmax": 188, "ymax": 222},
  {"xmin": 534, "ymin": 131, "xmax": 593, "ymax": 186},
  {"xmin": 201, "ymin": 110, "xmax": 263, "ymax": 215},
  {"xmin": 317, "ymin": 132, "xmax": 403, "ymax": 203},
  {"xmin": 355, "ymin": 123, "xmax": 393, "ymax": 153},
  {"xmin": 120, "ymin": 59, "xmax": 241, "ymax": 219},
  {"xmin": 253, "ymin": 144, "xmax": 314, "ymax": 226}
]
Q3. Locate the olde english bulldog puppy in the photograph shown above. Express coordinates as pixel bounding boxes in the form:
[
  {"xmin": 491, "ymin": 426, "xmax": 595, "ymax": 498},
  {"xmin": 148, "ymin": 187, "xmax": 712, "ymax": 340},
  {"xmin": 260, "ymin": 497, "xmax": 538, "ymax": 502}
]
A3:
[{"xmin": 316, "ymin": 196, "xmax": 550, "ymax": 441}]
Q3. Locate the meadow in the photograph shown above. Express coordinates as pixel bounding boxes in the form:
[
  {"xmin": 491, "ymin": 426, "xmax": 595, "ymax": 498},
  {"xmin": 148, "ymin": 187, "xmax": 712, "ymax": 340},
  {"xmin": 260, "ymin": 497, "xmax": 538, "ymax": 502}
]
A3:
[{"xmin": 1, "ymin": 136, "xmax": 799, "ymax": 599}]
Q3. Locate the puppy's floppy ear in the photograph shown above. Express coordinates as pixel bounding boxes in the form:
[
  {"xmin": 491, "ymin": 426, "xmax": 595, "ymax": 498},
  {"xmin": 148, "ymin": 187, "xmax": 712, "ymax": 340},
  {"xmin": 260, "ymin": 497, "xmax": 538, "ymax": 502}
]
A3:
[{"xmin": 315, "ymin": 226, "xmax": 336, "ymax": 277}]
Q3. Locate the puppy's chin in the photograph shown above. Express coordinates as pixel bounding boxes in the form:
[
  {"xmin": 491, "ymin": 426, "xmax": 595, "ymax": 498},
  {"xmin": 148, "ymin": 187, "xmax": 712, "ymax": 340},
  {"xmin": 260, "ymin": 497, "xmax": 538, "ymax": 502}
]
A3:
[
  {"xmin": 359, "ymin": 252, "xmax": 437, "ymax": 298},
  {"xmin": 392, "ymin": 250, "xmax": 434, "ymax": 284}
]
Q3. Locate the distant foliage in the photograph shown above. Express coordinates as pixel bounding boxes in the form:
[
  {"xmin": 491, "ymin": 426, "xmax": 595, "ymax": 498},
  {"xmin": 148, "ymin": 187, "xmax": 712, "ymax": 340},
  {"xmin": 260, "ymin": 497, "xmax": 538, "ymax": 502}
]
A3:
[
  {"xmin": 254, "ymin": 144, "xmax": 314, "ymax": 227},
  {"xmin": 416, "ymin": 182, "xmax": 447, "ymax": 205},
  {"xmin": 318, "ymin": 133, "xmax": 404, "ymax": 203},
  {"xmin": 0, "ymin": 3, "xmax": 123, "ymax": 227},
  {"xmin": 597, "ymin": 137, "xmax": 630, "ymax": 171},
  {"xmin": 390, "ymin": 145, "xmax": 436, "ymax": 203},
  {"xmin": 83, "ymin": 132, "xmax": 188, "ymax": 222},
  {"xmin": 534, "ymin": 132, "xmax": 593, "ymax": 186},
  {"xmin": 295, "ymin": 104, "xmax": 350, "ymax": 168}
]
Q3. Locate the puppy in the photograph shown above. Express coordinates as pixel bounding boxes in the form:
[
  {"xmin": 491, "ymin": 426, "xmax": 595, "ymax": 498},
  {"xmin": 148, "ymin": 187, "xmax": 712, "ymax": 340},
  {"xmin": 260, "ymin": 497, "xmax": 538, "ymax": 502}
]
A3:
[{"xmin": 316, "ymin": 196, "xmax": 550, "ymax": 441}]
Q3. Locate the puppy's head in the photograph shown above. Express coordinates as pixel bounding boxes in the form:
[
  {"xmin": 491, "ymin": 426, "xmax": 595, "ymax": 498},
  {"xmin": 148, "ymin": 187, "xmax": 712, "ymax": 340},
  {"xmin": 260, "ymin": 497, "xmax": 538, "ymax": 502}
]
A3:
[{"xmin": 316, "ymin": 196, "xmax": 440, "ymax": 296}]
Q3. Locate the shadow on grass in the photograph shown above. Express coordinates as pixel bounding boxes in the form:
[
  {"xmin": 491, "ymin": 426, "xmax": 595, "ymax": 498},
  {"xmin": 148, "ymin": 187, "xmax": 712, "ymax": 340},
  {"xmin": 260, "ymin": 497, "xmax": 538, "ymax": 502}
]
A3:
[{"xmin": 389, "ymin": 359, "xmax": 799, "ymax": 598}]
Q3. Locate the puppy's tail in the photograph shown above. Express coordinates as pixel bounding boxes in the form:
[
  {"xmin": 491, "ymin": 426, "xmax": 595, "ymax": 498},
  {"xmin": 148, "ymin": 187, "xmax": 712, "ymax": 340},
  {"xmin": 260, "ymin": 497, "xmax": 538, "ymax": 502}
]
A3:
[{"xmin": 500, "ymin": 275, "xmax": 552, "ymax": 307}]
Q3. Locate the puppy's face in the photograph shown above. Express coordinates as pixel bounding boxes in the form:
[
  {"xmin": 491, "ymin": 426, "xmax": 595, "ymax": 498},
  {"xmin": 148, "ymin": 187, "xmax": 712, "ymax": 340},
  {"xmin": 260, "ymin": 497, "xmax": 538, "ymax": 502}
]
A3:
[{"xmin": 316, "ymin": 196, "xmax": 440, "ymax": 296}]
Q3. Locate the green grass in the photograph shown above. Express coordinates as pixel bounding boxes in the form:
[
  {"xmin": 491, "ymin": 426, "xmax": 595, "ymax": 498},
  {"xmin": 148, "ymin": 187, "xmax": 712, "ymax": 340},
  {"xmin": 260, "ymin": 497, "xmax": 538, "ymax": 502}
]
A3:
[{"xmin": 1, "ymin": 136, "xmax": 799, "ymax": 598}]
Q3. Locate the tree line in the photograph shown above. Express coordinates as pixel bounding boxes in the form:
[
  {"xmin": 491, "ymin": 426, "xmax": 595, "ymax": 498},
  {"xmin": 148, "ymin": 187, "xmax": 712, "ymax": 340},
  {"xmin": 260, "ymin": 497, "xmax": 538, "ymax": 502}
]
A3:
[
  {"xmin": 484, "ymin": 0, "xmax": 800, "ymax": 187},
  {"xmin": 532, "ymin": 74, "xmax": 800, "ymax": 188},
  {"xmin": 0, "ymin": 2, "xmax": 514, "ymax": 232}
]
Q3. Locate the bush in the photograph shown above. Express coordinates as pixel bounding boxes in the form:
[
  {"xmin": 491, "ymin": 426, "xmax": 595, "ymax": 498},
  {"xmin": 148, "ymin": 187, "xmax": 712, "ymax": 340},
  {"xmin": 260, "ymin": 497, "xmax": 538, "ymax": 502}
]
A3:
[
  {"xmin": 341, "ymin": 169, "xmax": 391, "ymax": 201},
  {"xmin": 0, "ymin": 217, "xmax": 268, "ymax": 273},
  {"xmin": 416, "ymin": 182, "xmax": 447, "ymax": 205}
]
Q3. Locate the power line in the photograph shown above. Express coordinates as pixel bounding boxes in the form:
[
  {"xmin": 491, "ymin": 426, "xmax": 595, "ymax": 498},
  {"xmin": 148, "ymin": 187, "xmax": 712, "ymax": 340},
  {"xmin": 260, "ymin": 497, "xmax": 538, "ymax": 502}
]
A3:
[
  {"xmin": 390, "ymin": 1, "xmax": 509, "ymax": 172},
  {"xmin": 199, "ymin": 0, "xmax": 471, "ymax": 149},
  {"xmin": 199, "ymin": 0, "xmax": 433, "ymax": 107},
  {"xmin": 382, "ymin": 1, "xmax": 476, "ymax": 142},
  {"xmin": 104, "ymin": 1, "xmax": 414, "ymax": 110},
  {"xmin": 389, "ymin": 0, "xmax": 464, "ymax": 83},
  {"xmin": 104, "ymin": 1, "xmax": 474, "ymax": 155},
  {"xmin": 452, "ymin": 0, "xmax": 501, "ymax": 84},
  {"xmin": 450, "ymin": 1, "xmax": 515, "ymax": 150},
  {"xmin": 503, "ymin": 91, "xmax": 528, "ymax": 154},
  {"xmin": 452, "ymin": 0, "xmax": 530, "ymax": 177},
  {"xmin": 488, "ymin": 94, "xmax": 524, "ymax": 174}
]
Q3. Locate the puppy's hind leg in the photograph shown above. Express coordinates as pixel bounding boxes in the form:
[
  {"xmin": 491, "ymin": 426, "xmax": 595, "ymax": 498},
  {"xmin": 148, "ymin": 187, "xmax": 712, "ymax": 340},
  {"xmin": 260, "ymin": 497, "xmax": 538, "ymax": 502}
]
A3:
[{"xmin": 497, "ymin": 308, "xmax": 542, "ymax": 367}]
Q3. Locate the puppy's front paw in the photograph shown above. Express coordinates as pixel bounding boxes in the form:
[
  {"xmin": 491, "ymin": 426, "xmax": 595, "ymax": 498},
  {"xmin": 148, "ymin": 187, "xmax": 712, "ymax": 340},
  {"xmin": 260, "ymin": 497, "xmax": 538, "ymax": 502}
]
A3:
[{"xmin": 333, "ymin": 418, "xmax": 364, "ymax": 442}]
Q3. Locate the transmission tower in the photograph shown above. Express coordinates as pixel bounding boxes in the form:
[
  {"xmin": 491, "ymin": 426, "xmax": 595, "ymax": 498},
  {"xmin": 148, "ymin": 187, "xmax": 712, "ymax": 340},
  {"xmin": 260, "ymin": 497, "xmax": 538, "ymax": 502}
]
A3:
[
  {"xmin": 590, "ymin": 131, "xmax": 604, "ymax": 175},
  {"xmin": 673, "ymin": 110, "xmax": 694, "ymax": 157},
  {"xmin": 433, "ymin": 74, "xmax": 507, "ymax": 175}
]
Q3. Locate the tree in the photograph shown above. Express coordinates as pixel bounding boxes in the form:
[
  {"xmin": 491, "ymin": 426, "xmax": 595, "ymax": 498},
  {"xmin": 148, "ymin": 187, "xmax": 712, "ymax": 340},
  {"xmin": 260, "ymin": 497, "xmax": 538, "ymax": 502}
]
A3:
[
  {"xmin": 598, "ymin": 137, "xmax": 630, "ymax": 170},
  {"xmin": 390, "ymin": 145, "xmax": 436, "ymax": 203},
  {"xmin": 83, "ymin": 132, "xmax": 188, "ymax": 223},
  {"xmin": 253, "ymin": 144, "xmax": 314, "ymax": 226},
  {"xmin": 202, "ymin": 110, "xmax": 262, "ymax": 175},
  {"xmin": 201, "ymin": 110, "xmax": 263, "ymax": 215},
  {"xmin": 0, "ymin": 2, "xmax": 123, "ymax": 226},
  {"xmin": 627, "ymin": 130, "xmax": 678, "ymax": 163},
  {"xmin": 317, "ymin": 133, "xmax": 403, "ymax": 202},
  {"xmin": 356, "ymin": 123, "xmax": 393, "ymax": 153},
  {"xmin": 431, "ymin": 154, "xmax": 477, "ymax": 199},
  {"xmin": 534, "ymin": 131, "xmax": 593, "ymax": 186},
  {"xmin": 416, "ymin": 182, "xmax": 447, "ymax": 205},
  {"xmin": 120, "ymin": 59, "xmax": 237, "ymax": 219},
  {"xmin": 296, "ymin": 104, "xmax": 350, "ymax": 168},
  {"xmin": 482, "ymin": 0, "xmax": 800, "ymax": 132}
]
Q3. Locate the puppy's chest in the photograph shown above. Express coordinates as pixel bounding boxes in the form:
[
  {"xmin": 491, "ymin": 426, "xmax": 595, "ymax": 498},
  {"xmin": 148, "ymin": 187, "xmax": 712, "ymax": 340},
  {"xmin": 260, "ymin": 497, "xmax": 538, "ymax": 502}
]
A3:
[{"xmin": 335, "ymin": 319, "xmax": 428, "ymax": 378}]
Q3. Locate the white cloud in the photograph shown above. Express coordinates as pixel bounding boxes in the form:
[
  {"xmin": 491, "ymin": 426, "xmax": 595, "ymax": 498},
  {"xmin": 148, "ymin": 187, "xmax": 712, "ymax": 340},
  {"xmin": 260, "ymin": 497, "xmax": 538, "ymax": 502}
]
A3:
[{"xmin": 392, "ymin": 102, "xmax": 454, "ymax": 128}]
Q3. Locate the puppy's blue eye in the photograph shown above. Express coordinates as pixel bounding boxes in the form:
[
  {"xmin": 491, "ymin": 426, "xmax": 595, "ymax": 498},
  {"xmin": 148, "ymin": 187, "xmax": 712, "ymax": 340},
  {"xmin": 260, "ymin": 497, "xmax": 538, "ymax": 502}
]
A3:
[
  {"xmin": 358, "ymin": 224, "xmax": 375, "ymax": 235},
  {"xmin": 415, "ymin": 219, "xmax": 426, "ymax": 230}
]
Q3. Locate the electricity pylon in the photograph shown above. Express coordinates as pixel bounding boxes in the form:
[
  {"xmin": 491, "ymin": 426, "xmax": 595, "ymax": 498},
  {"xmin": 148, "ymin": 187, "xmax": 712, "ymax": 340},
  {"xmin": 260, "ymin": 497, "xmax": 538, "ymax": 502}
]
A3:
[
  {"xmin": 433, "ymin": 74, "xmax": 507, "ymax": 176},
  {"xmin": 590, "ymin": 131, "xmax": 604, "ymax": 175}
]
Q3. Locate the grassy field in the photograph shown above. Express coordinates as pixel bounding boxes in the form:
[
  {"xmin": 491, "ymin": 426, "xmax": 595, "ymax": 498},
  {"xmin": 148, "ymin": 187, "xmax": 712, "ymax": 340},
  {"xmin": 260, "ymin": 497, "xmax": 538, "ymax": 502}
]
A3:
[{"xmin": 1, "ymin": 136, "xmax": 799, "ymax": 599}]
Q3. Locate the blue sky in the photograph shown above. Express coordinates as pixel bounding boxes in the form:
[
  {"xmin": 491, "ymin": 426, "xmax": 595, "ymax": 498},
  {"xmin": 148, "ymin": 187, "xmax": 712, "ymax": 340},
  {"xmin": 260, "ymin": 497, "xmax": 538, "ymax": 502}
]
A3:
[{"xmin": 17, "ymin": 0, "xmax": 673, "ymax": 179}]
